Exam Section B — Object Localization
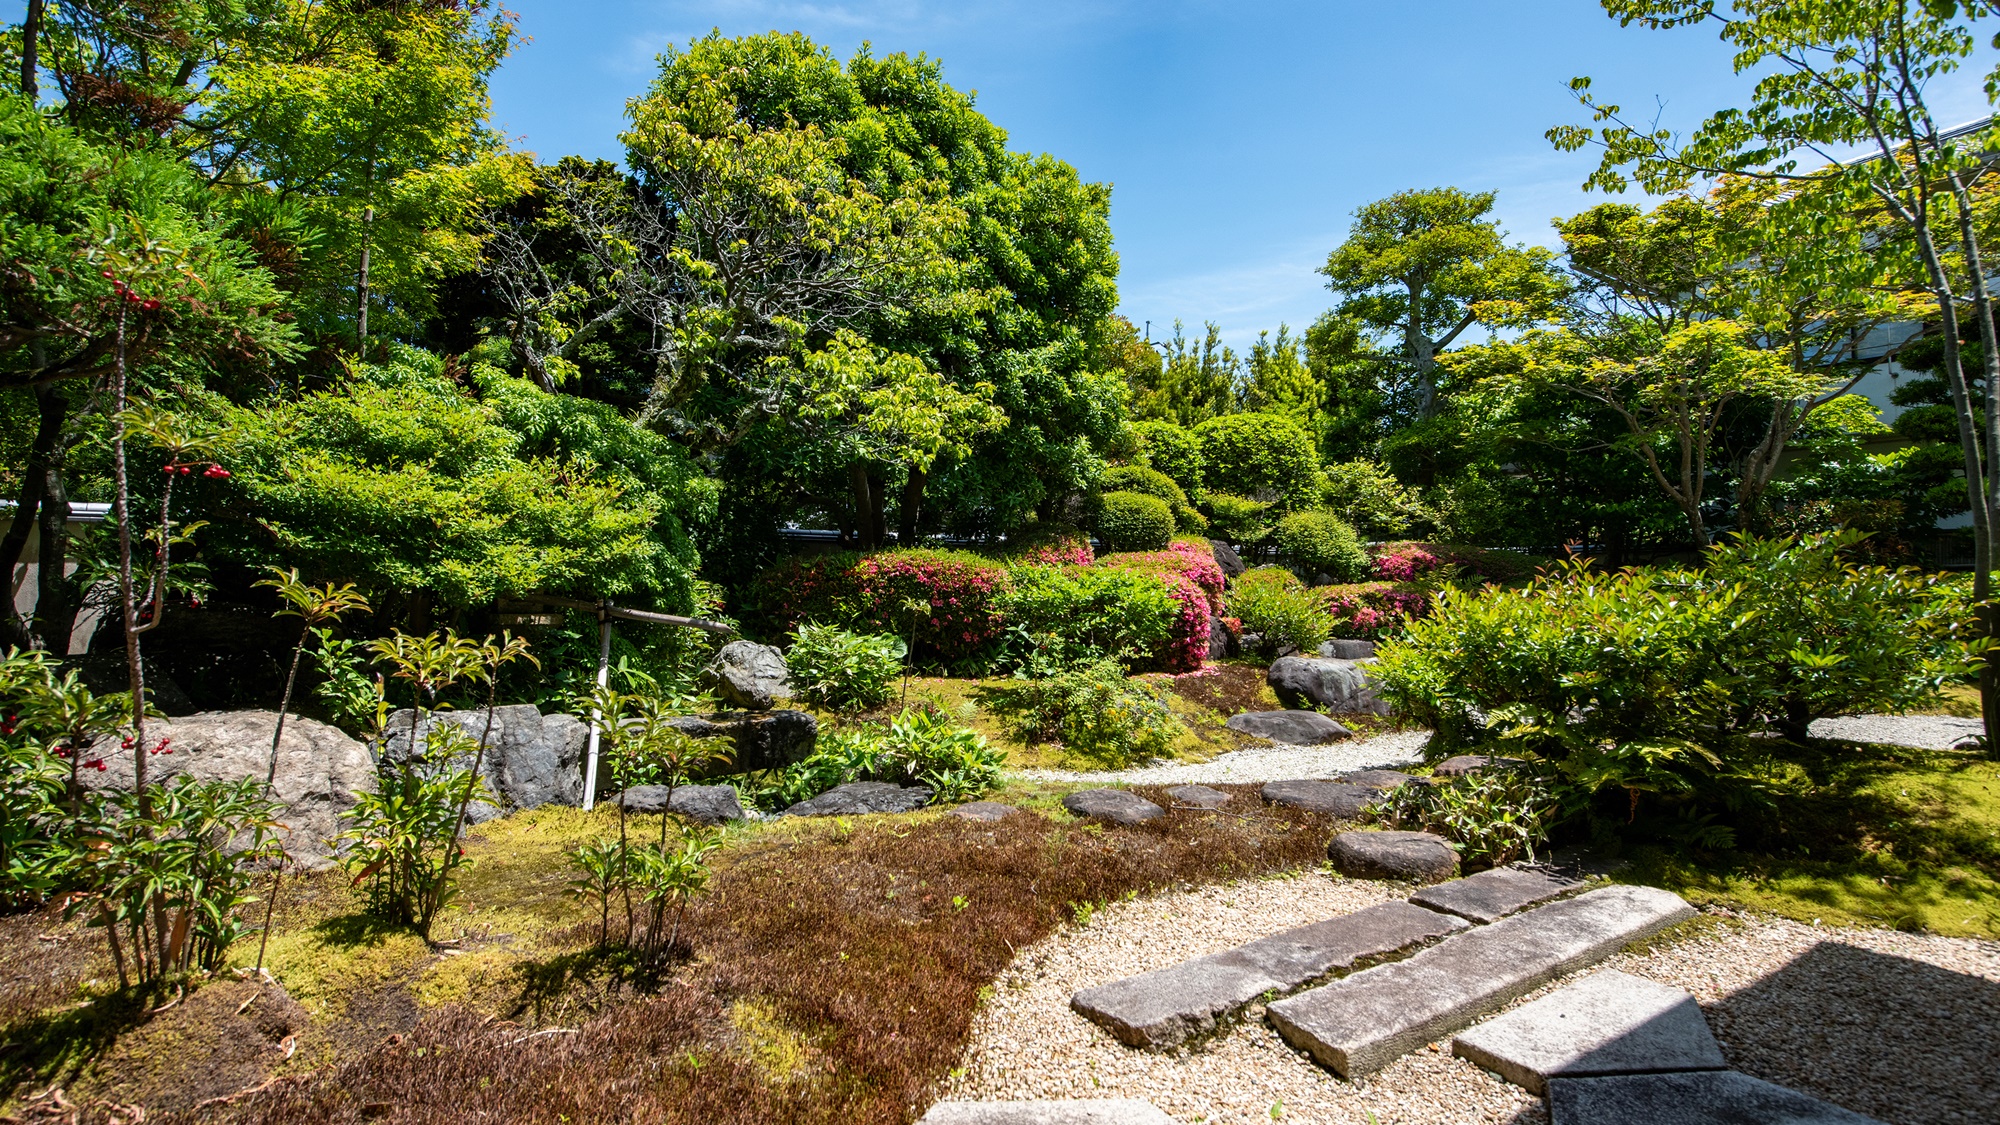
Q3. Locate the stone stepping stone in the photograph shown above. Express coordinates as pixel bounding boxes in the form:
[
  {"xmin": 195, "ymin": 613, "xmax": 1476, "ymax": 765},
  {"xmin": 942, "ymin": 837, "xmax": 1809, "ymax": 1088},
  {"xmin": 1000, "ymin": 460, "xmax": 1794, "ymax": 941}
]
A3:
[
  {"xmin": 1547, "ymin": 1071, "xmax": 1886, "ymax": 1125},
  {"xmin": 1265, "ymin": 884, "xmax": 1696, "ymax": 1078},
  {"xmin": 949, "ymin": 801, "xmax": 1019, "ymax": 822},
  {"xmin": 1433, "ymin": 754, "xmax": 1526, "ymax": 778},
  {"xmin": 1327, "ymin": 830, "xmax": 1460, "ymax": 883},
  {"xmin": 784, "ymin": 781, "xmax": 931, "ymax": 817},
  {"xmin": 1062, "ymin": 789, "xmax": 1164, "ymax": 825},
  {"xmin": 616, "ymin": 784, "xmax": 744, "ymax": 825},
  {"xmin": 918, "ymin": 1100, "xmax": 1174, "ymax": 1124},
  {"xmin": 1164, "ymin": 784, "xmax": 1232, "ymax": 810},
  {"xmin": 1225, "ymin": 710, "xmax": 1350, "ymax": 744},
  {"xmin": 1069, "ymin": 901, "xmax": 1467, "ymax": 1048},
  {"xmin": 1410, "ymin": 866, "xmax": 1585, "ymax": 923},
  {"xmin": 1451, "ymin": 969, "xmax": 1725, "ymax": 1093},
  {"xmin": 1262, "ymin": 779, "xmax": 1377, "ymax": 817},
  {"xmin": 1341, "ymin": 769, "xmax": 1415, "ymax": 792}
]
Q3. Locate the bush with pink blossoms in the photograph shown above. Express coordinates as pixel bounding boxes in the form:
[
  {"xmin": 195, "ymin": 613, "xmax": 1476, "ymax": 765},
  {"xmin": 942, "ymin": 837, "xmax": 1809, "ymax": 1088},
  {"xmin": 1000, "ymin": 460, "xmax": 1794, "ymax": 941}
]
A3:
[
  {"xmin": 1321, "ymin": 581, "xmax": 1433, "ymax": 640},
  {"xmin": 1003, "ymin": 525, "xmax": 1095, "ymax": 568},
  {"xmin": 750, "ymin": 549, "xmax": 1012, "ymax": 667},
  {"xmin": 1369, "ymin": 541, "xmax": 1541, "ymax": 584}
]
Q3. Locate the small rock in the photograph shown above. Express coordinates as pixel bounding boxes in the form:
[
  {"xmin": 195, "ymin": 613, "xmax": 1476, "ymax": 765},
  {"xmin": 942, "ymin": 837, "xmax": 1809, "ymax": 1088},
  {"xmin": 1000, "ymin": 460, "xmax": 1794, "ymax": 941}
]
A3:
[
  {"xmin": 1209, "ymin": 540, "xmax": 1246, "ymax": 578},
  {"xmin": 785, "ymin": 781, "xmax": 931, "ymax": 817},
  {"xmin": 1342, "ymin": 769, "xmax": 1415, "ymax": 792},
  {"xmin": 1062, "ymin": 789, "xmax": 1165, "ymax": 825},
  {"xmin": 1327, "ymin": 830, "xmax": 1460, "ymax": 883},
  {"xmin": 950, "ymin": 801, "xmax": 1019, "ymax": 822},
  {"xmin": 1164, "ymin": 784, "xmax": 1232, "ymax": 810},
  {"xmin": 1205, "ymin": 614, "xmax": 1236, "ymax": 659},
  {"xmin": 1267, "ymin": 656, "xmax": 1390, "ymax": 715},
  {"xmin": 1319, "ymin": 638, "xmax": 1378, "ymax": 660},
  {"xmin": 1224, "ymin": 710, "xmax": 1350, "ymax": 744},
  {"xmin": 701, "ymin": 640, "xmax": 791, "ymax": 711},
  {"xmin": 617, "ymin": 784, "xmax": 745, "ymax": 826},
  {"xmin": 1433, "ymin": 754, "xmax": 1526, "ymax": 779},
  {"xmin": 1262, "ymin": 779, "xmax": 1379, "ymax": 818}
]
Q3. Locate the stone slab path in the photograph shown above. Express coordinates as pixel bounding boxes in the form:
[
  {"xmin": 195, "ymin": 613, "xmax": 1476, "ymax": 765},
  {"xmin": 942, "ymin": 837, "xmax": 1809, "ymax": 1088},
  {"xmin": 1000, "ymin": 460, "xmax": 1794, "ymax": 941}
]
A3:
[
  {"xmin": 1808, "ymin": 714, "xmax": 1982, "ymax": 750},
  {"xmin": 1547, "ymin": 1070, "xmax": 1887, "ymax": 1124},
  {"xmin": 1409, "ymin": 866, "xmax": 1584, "ymax": 924},
  {"xmin": 1451, "ymin": 969, "xmax": 1725, "ymax": 1094},
  {"xmin": 1069, "ymin": 902, "xmax": 1466, "ymax": 1048},
  {"xmin": 1267, "ymin": 885, "xmax": 1695, "ymax": 1077}
]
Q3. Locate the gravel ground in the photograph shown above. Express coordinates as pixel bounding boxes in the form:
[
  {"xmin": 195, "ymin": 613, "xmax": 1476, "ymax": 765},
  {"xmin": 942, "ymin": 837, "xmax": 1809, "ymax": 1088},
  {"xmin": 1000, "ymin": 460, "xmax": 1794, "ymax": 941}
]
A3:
[
  {"xmin": 1809, "ymin": 714, "xmax": 1983, "ymax": 751},
  {"xmin": 945, "ymin": 873, "xmax": 2000, "ymax": 1125},
  {"xmin": 1011, "ymin": 730, "xmax": 1430, "ymax": 785}
]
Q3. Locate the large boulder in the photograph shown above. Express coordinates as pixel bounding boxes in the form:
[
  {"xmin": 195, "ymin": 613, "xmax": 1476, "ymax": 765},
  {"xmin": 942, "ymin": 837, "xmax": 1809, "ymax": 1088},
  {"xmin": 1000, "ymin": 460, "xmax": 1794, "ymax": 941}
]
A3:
[
  {"xmin": 1267, "ymin": 656, "xmax": 1390, "ymax": 715},
  {"xmin": 1433, "ymin": 754, "xmax": 1527, "ymax": 779},
  {"xmin": 785, "ymin": 781, "xmax": 931, "ymax": 817},
  {"xmin": 1225, "ymin": 710, "xmax": 1351, "ymax": 745},
  {"xmin": 701, "ymin": 641, "xmax": 791, "ymax": 711},
  {"xmin": 663, "ymin": 709, "xmax": 817, "ymax": 775},
  {"xmin": 85, "ymin": 711, "xmax": 374, "ymax": 868},
  {"xmin": 617, "ymin": 783, "xmax": 746, "ymax": 825},
  {"xmin": 385, "ymin": 706, "xmax": 588, "ymax": 818},
  {"xmin": 1210, "ymin": 539, "xmax": 1247, "ymax": 578},
  {"xmin": 1327, "ymin": 830, "xmax": 1460, "ymax": 883}
]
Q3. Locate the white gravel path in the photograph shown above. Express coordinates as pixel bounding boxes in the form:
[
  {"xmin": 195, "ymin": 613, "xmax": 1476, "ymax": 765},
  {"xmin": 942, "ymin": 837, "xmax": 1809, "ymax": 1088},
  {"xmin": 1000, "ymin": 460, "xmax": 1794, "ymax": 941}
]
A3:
[
  {"xmin": 946, "ymin": 873, "xmax": 2000, "ymax": 1125},
  {"xmin": 1809, "ymin": 714, "xmax": 1983, "ymax": 750},
  {"xmin": 1010, "ymin": 730, "xmax": 1430, "ymax": 785}
]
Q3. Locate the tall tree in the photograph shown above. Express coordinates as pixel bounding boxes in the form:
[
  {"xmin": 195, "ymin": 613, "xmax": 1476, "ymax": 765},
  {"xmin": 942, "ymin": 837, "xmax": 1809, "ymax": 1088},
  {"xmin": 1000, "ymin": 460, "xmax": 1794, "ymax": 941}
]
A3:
[
  {"xmin": 1321, "ymin": 187, "xmax": 1566, "ymax": 420},
  {"xmin": 1551, "ymin": 0, "xmax": 2000, "ymax": 747}
]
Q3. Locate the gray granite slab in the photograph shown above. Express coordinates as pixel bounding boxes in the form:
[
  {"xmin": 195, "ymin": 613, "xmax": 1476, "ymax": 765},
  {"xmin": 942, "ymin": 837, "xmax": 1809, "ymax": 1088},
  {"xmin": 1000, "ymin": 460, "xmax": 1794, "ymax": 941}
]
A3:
[
  {"xmin": 1547, "ymin": 1071, "xmax": 1886, "ymax": 1125},
  {"xmin": 1452, "ymin": 969, "xmax": 1726, "ymax": 1093},
  {"xmin": 1262, "ymin": 778, "xmax": 1377, "ymax": 816},
  {"xmin": 1163, "ymin": 784, "xmax": 1233, "ymax": 810},
  {"xmin": 1062, "ymin": 789, "xmax": 1165, "ymax": 825},
  {"xmin": 919, "ymin": 1100, "xmax": 1175, "ymax": 1124},
  {"xmin": 1410, "ymin": 866, "xmax": 1586, "ymax": 924},
  {"xmin": 1070, "ymin": 901, "xmax": 1467, "ymax": 1047},
  {"xmin": 1265, "ymin": 885, "xmax": 1696, "ymax": 1077}
]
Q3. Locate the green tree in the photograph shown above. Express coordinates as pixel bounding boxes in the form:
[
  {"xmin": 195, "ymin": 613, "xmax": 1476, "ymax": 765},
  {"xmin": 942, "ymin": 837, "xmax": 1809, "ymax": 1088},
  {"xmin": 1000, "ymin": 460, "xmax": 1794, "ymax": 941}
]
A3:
[
  {"xmin": 1127, "ymin": 321, "xmax": 1240, "ymax": 426},
  {"xmin": 1321, "ymin": 187, "xmax": 1565, "ymax": 420}
]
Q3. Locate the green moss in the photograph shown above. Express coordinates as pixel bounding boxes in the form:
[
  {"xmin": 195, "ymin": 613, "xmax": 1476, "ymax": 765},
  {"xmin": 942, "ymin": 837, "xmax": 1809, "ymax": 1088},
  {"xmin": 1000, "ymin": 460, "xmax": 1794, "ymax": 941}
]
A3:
[{"xmin": 727, "ymin": 998, "xmax": 821, "ymax": 1083}]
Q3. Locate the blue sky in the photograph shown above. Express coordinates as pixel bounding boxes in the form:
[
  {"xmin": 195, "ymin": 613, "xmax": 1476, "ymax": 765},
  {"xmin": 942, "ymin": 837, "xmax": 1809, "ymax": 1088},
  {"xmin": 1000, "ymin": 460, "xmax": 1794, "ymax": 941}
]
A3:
[{"xmin": 489, "ymin": 1, "xmax": 1886, "ymax": 348}]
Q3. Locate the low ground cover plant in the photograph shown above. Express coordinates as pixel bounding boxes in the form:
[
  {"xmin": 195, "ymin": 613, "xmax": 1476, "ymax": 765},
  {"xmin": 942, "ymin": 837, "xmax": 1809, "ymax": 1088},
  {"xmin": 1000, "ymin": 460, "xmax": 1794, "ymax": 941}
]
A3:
[
  {"xmin": 1367, "ymin": 769, "xmax": 1560, "ymax": 867},
  {"xmin": 756, "ymin": 707, "xmax": 1004, "ymax": 808},
  {"xmin": 1226, "ymin": 567, "xmax": 1334, "ymax": 654},
  {"xmin": 985, "ymin": 658, "xmax": 1184, "ymax": 764},
  {"xmin": 787, "ymin": 624, "xmax": 906, "ymax": 713}
]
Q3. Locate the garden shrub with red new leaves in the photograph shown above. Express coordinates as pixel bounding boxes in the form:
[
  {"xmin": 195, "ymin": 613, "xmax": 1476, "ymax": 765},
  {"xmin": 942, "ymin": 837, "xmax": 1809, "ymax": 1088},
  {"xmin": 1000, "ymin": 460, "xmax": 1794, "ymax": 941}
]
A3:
[
  {"xmin": 1321, "ymin": 581, "xmax": 1432, "ymax": 640},
  {"xmin": 751, "ymin": 550, "xmax": 1011, "ymax": 667}
]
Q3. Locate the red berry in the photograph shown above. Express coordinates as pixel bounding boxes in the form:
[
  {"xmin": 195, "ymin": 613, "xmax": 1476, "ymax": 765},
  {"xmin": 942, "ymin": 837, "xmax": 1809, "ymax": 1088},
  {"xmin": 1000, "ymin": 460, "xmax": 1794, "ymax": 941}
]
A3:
[
  {"xmin": 101, "ymin": 270, "xmax": 116, "ymax": 279},
  {"xmin": 163, "ymin": 464, "xmax": 177, "ymax": 474},
  {"xmin": 142, "ymin": 299, "xmax": 160, "ymax": 311}
]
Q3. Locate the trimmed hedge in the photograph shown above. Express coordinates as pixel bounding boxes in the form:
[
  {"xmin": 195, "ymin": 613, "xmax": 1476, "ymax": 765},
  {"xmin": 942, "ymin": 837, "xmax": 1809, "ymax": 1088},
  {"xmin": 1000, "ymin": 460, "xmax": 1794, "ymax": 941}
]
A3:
[
  {"xmin": 1273, "ymin": 510, "xmax": 1370, "ymax": 583},
  {"xmin": 1000, "ymin": 565, "xmax": 1179, "ymax": 671},
  {"xmin": 1132, "ymin": 419, "xmax": 1205, "ymax": 496},
  {"xmin": 1193, "ymin": 413, "xmax": 1320, "ymax": 511},
  {"xmin": 1101, "ymin": 464, "xmax": 1206, "ymax": 534},
  {"xmin": 1094, "ymin": 490, "xmax": 1174, "ymax": 552}
]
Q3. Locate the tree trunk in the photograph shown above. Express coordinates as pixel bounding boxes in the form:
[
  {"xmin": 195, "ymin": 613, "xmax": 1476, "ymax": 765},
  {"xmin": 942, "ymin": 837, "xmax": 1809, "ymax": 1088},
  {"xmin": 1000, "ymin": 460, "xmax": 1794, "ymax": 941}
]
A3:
[
  {"xmin": 849, "ymin": 463, "xmax": 877, "ymax": 550},
  {"xmin": 109, "ymin": 306, "xmax": 149, "ymax": 815},
  {"xmin": 356, "ymin": 205, "xmax": 374, "ymax": 353},
  {"xmin": 0, "ymin": 385, "xmax": 62, "ymax": 648},
  {"xmin": 33, "ymin": 412, "xmax": 74, "ymax": 655},
  {"xmin": 867, "ymin": 471, "xmax": 888, "ymax": 548},
  {"xmin": 897, "ymin": 467, "xmax": 926, "ymax": 546},
  {"xmin": 18, "ymin": 0, "xmax": 41, "ymax": 100}
]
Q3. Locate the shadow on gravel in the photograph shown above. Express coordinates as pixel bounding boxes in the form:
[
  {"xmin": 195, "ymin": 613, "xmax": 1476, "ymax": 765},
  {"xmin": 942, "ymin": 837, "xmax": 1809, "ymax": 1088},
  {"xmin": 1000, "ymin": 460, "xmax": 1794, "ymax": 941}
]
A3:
[{"xmin": 1706, "ymin": 942, "xmax": 2000, "ymax": 1125}]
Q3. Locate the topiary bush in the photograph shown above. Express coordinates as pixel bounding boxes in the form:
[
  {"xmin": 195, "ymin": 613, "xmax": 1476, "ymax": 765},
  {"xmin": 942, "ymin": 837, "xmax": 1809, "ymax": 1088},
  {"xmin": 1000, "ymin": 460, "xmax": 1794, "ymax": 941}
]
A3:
[
  {"xmin": 1200, "ymin": 491, "xmax": 1274, "ymax": 547},
  {"xmin": 786, "ymin": 624, "xmax": 906, "ymax": 713},
  {"xmin": 1131, "ymin": 419, "xmax": 1205, "ymax": 496},
  {"xmin": 1273, "ymin": 510, "xmax": 1370, "ymax": 583},
  {"xmin": 1101, "ymin": 464, "xmax": 1205, "ymax": 534},
  {"xmin": 1192, "ymin": 413, "xmax": 1321, "ymax": 511},
  {"xmin": 1226, "ymin": 567, "xmax": 1335, "ymax": 654},
  {"xmin": 1093, "ymin": 490, "xmax": 1174, "ymax": 552},
  {"xmin": 1000, "ymin": 565, "xmax": 1179, "ymax": 671}
]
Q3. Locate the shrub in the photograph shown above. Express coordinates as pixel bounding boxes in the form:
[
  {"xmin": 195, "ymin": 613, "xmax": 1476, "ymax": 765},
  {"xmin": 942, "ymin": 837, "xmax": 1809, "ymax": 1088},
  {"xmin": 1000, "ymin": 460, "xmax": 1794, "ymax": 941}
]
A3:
[
  {"xmin": 987, "ymin": 659, "xmax": 1184, "ymax": 765},
  {"xmin": 750, "ymin": 549, "xmax": 1012, "ymax": 666},
  {"xmin": 1093, "ymin": 490, "xmax": 1174, "ymax": 552},
  {"xmin": 1369, "ymin": 533, "xmax": 1966, "ymax": 831},
  {"xmin": 761, "ymin": 708, "xmax": 1003, "ymax": 808},
  {"xmin": 1132, "ymin": 419, "xmax": 1205, "ymax": 495},
  {"xmin": 1000, "ymin": 565, "xmax": 1179, "ymax": 671},
  {"xmin": 1098, "ymin": 538, "xmax": 1228, "ymax": 609},
  {"xmin": 1322, "ymin": 460, "xmax": 1430, "ymax": 538},
  {"xmin": 1370, "ymin": 541, "xmax": 1539, "ymax": 584},
  {"xmin": 1003, "ymin": 523, "xmax": 1095, "ymax": 567},
  {"xmin": 1100, "ymin": 464, "xmax": 1205, "ymax": 533},
  {"xmin": 1321, "ymin": 581, "xmax": 1431, "ymax": 639},
  {"xmin": 787, "ymin": 624, "xmax": 906, "ymax": 713},
  {"xmin": 1226, "ymin": 567, "xmax": 1335, "ymax": 654},
  {"xmin": 342, "ymin": 721, "xmax": 492, "ymax": 939},
  {"xmin": 1273, "ymin": 510, "xmax": 1370, "ymax": 583},
  {"xmin": 1193, "ymin": 413, "xmax": 1320, "ymax": 510},
  {"xmin": 1200, "ymin": 491, "xmax": 1275, "ymax": 548},
  {"xmin": 1368, "ymin": 769, "xmax": 1559, "ymax": 867}
]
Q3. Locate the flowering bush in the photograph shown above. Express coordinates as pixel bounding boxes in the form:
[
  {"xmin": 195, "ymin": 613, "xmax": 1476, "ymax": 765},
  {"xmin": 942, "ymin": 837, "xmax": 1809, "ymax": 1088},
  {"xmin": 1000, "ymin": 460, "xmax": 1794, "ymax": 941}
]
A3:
[
  {"xmin": 1321, "ymin": 582, "xmax": 1432, "ymax": 639},
  {"xmin": 1004, "ymin": 524, "xmax": 1095, "ymax": 567},
  {"xmin": 1098, "ymin": 538, "xmax": 1227, "ymax": 609},
  {"xmin": 1370, "ymin": 541, "xmax": 1540, "ymax": 584},
  {"xmin": 751, "ymin": 550, "xmax": 1011, "ymax": 667},
  {"xmin": 1000, "ymin": 565, "xmax": 1179, "ymax": 671}
]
